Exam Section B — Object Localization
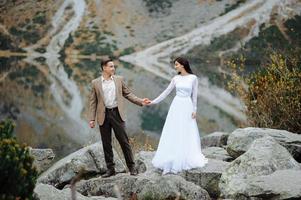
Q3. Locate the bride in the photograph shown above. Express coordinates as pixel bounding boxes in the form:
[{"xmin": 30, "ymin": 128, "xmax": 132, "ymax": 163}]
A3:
[{"xmin": 146, "ymin": 57, "xmax": 208, "ymax": 175}]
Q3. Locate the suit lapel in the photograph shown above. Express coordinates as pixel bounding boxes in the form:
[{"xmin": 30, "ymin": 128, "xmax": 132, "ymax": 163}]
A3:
[
  {"xmin": 95, "ymin": 77, "xmax": 105, "ymax": 101},
  {"xmin": 113, "ymin": 75, "xmax": 120, "ymax": 99}
]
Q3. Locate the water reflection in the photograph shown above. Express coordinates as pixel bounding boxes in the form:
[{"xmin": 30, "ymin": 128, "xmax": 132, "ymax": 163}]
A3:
[{"xmin": 0, "ymin": 0, "xmax": 242, "ymax": 158}]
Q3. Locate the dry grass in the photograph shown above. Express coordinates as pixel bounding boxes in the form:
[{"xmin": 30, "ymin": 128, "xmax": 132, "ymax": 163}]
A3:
[{"xmin": 111, "ymin": 132, "xmax": 158, "ymax": 171}]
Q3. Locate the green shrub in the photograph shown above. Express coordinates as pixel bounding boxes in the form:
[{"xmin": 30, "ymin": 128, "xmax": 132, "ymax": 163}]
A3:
[
  {"xmin": 0, "ymin": 119, "xmax": 14, "ymax": 140},
  {"xmin": 228, "ymin": 49, "xmax": 301, "ymax": 133},
  {"xmin": 0, "ymin": 119, "xmax": 38, "ymax": 200},
  {"xmin": 142, "ymin": 0, "xmax": 173, "ymax": 16},
  {"xmin": 32, "ymin": 12, "xmax": 46, "ymax": 24}
]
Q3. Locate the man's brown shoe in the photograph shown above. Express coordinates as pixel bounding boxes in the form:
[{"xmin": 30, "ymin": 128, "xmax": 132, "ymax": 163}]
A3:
[{"xmin": 101, "ymin": 169, "xmax": 116, "ymax": 178}]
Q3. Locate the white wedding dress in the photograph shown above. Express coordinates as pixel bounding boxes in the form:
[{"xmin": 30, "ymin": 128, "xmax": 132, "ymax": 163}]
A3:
[{"xmin": 151, "ymin": 74, "xmax": 208, "ymax": 174}]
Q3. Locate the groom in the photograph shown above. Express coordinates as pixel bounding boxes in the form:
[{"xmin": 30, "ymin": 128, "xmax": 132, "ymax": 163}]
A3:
[{"xmin": 89, "ymin": 58, "xmax": 149, "ymax": 178}]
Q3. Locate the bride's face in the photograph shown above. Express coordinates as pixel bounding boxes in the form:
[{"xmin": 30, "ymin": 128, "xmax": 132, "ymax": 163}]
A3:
[{"xmin": 174, "ymin": 61, "xmax": 183, "ymax": 73}]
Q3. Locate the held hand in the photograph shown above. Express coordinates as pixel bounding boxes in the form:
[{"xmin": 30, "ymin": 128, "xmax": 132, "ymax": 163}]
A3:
[
  {"xmin": 192, "ymin": 112, "xmax": 197, "ymax": 119},
  {"xmin": 89, "ymin": 120, "xmax": 95, "ymax": 128},
  {"xmin": 142, "ymin": 98, "xmax": 152, "ymax": 106}
]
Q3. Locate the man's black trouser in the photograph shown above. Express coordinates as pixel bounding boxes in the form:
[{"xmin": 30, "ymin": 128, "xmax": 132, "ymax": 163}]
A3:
[{"xmin": 99, "ymin": 107, "xmax": 135, "ymax": 170}]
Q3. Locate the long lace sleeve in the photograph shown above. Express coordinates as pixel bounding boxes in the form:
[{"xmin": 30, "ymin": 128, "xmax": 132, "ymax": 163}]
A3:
[
  {"xmin": 150, "ymin": 77, "xmax": 176, "ymax": 105},
  {"xmin": 192, "ymin": 76, "xmax": 198, "ymax": 112}
]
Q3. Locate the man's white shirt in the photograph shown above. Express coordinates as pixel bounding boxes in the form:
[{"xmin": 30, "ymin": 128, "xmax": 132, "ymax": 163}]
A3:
[{"xmin": 101, "ymin": 76, "xmax": 118, "ymax": 108}]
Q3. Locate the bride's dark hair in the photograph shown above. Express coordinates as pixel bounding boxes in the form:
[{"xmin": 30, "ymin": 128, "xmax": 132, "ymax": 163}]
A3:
[{"xmin": 174, "ymin": 57, "xmax": 193, "ymax": 74}]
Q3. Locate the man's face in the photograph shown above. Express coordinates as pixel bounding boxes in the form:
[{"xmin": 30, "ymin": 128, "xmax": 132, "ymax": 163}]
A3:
[{"xmin": 103, "ymin": 61, "xmax": 115, "ymax": 76}]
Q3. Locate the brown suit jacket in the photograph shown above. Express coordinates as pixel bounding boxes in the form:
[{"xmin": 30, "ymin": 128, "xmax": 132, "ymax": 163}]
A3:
[{"xmin": 89, "ymin": 75, "xmax": 143, "ymax": 125}]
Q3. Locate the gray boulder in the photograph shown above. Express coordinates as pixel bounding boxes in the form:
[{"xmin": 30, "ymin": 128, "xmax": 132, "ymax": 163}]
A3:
[
  {"xmin": 38, "ymin": 143, "xmax": 125, "ymax": 188},
  {"xmin": 30, "ymin": 148, "xmax": 55, "ymax": 173},
  {"xmin": 34, "ymin": 183, "xmax": 117, "ymax": 200},
  {"xmin": 76, "ymin": 173, "xmax": 138, "ymax": 199},
  {"xmin": 136, "ymin": 151, "xmax": 224, "ymax": 198},
  {"xmin": 135, "ymin": 151, "xmax": 162, "ymax": 175},
  {"xmin": 76, "ymin": 151, "xmax": 211, "ymax": 200},
  {"xmin": 202, "ymin": 147, "xmax": 233, "ymax": 161},
  {"xmin": 201, "ymin": 132, "xmax": 230, "ymax": 148},
  {"xmin": 226, "ymin": 127, "xmax": 301, "ymax": 162},
  {"xmin": 76, "ymin": 173, "xmax": 211, "ymax": 200},
  {"xmin": 181, "ymin": 159, "xmax": 229, "ymax": 198},
  {"xmin": 243, "ymin": 169, "xmax": 301, "ymax": 199},
  {"xmin": 137, "ymin": 174, "xmax": 211, "ymax": 200},
  {"xmin": 220, "ymin": 136, "xmax": 301, "ymax": 199}
]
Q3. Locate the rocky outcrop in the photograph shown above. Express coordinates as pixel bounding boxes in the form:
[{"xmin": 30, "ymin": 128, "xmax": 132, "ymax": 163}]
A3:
[
  {"xmin": 75, "ymin": 172, "xmax": 211, "ymax": 200},
  {"xmin": 34, "ymin": 183, "xmax": 117, "ymax": 200},
  {"xmin": 30, "ymin": 148, "xmax": 55, "ymax": 173},
  {"xmin": 136, "ymin": 174, "xmax": 211, "ymax": 200},
  {"xmin": 135, "ymin": 150, "xmax": 229, "ymax": 198},
  {"xmin": 78, "ymin": 174, "xmax": 137, "ymax": 198},
  {"xmin": 34, "ymin": 128, "xmax": 301, "ymax": 200},
  {"xmin": 202, "ymin": 147, "xmax": 233, "ymax": 162},
  {"xmin": 220, "ymin": 136, "xmax": 301, "ymax": 199},
  {"xmin": 181, "ymin": 159, "xmax": 229, "ymax": 198},
  {"xmin": 74, "ymin": 150, "xmax": 211, "ymax": 200},
  {"xmin": 242, "ymin": 169, "xmax": 301, "ymax": 199},
  {"xmin": 201, "ymin": 131, "xmax": 230, "ymax": 148},
  {"xmin": 37, "ymin": 143, "xmax": 126, "ymax": 189},
  {"xmin": 135, "ymin": 151, "xmax": 157, "ymax": 174},
  {"xmin": 226, "ymin": 127, "xmax": 301, "ymax": 162}
]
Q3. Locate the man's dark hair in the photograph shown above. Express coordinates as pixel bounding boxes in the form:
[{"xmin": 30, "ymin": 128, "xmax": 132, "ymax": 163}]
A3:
[{"xmin": 101, "ymin": 58, "xmax": 113, "ymax": 70}]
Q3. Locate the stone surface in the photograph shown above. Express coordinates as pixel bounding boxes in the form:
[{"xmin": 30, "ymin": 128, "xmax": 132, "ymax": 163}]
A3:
[
  {"xmin": 76, "ymin": 173, "xmax": 138, "ymax": 198},
  {"xmin": 226, "ymin": 127, "xmax": 301, "ymax": 162},
  {"xmin": 30, "ymin": 148, "xmax": 55, "ymax": 173},
  {"xmin": 137, "ymin": 174, "xmax": 211, "ymax": 200},
  {"xmin": 34, "ymin": 128, "xmax": 301, "ymax": 200},
  {"xmin": 135, "ymin": 151, "xmax": 158, "ymax": 174},
  {"xmin": 201, "ymin": 131, "xmax": 230, "ymax": 148},
  {"xmin": 181, "ymin": 159, "xmax": 229, "ymax": 198},
  {"xmin": 34, "ymin": 183, "xmax": 117, "ymax": 200},
  {"xmin": 76, "ymin": 173, "xmax": 211, "ymax": 200},
  {"xmin": 202, "ymin": 147, "xmax": 233, "ymax": 161},
  {"xmin": 76, "ymin": 151, "xmax": 211, "ymax": 200},
  {"xmin": 220, "ymin": 136, "xmax": 301, "ymax": 199},
  {"xmin": 37, "ymin": 143, "xmax": 125, "ymax": 188},
  {"xmin": 243, "ymin": 169, "xmax": 301, "ymax": 199}
]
